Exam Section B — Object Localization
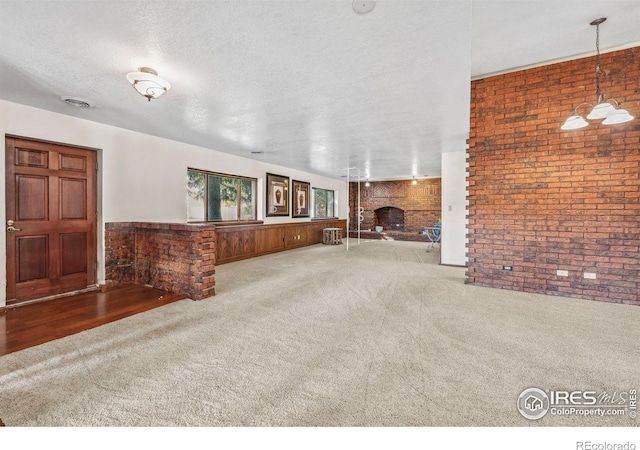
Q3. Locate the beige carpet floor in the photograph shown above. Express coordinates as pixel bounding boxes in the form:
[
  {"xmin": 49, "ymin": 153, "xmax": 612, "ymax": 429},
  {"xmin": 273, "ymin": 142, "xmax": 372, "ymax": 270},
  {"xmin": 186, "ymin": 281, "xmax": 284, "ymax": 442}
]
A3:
[{"xmin": 0, "ymin": 239, "xmax": 638, "ymax": 426}]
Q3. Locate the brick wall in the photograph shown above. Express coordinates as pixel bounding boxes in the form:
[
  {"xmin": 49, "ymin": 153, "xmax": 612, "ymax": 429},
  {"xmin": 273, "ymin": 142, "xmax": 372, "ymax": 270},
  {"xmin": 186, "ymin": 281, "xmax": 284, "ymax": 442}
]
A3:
[
  {"xmin": 349, "ymin": 179, "xmax": 441, "ymax": 232},
  {"xmin": 105, "ymin": 222, "xmax": 217, "ymax": 300},
  {"xmin": 467, "ymin": 47, "xmax": 640, "ymax": 305},
  {"xmin": 104, "ymin": 222, "xmax": 135, "ymax": 289}
]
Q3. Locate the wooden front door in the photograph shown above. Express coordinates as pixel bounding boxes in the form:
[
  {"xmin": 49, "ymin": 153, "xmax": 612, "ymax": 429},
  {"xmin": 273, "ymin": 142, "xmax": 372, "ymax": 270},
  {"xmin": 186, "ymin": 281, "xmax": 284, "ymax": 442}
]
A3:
[{"xmin": 5, "ymin": 137, "xmax": 97, "ymax": 305}]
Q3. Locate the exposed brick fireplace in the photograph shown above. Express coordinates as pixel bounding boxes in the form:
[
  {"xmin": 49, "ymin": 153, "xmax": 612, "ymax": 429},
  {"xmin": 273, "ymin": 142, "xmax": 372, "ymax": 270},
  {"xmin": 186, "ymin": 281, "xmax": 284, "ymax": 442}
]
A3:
[
  {"xmin": 349, "ymin": 178, "xmax": 441, "ymax": 233},
  {"xmin": 374, "ymin": 206, "xmax": 405, "ymax": 231}
]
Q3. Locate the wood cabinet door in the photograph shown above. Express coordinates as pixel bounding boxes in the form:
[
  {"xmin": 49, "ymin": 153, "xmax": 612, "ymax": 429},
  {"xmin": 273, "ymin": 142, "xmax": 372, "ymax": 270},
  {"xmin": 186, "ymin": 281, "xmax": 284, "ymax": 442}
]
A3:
[{"xmin": 5, "ymin": 137, "xmax": 97, "ymax": 304}]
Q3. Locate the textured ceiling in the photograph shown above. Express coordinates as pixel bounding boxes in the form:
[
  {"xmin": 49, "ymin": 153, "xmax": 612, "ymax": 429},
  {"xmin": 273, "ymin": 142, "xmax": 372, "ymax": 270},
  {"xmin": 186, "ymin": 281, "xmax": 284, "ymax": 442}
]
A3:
[{"xmin": 0, "ymin": 1, "xmax": 639, "ymax": 181}]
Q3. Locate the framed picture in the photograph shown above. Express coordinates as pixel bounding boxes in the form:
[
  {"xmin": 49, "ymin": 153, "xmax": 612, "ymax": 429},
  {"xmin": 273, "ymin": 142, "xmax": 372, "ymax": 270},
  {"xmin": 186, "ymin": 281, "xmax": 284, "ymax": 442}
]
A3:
[
  {"xmin": 292, "ymin": 180, "xmax": 311, "ymax": 218},
  {"xmin": 266, "ymin": 173, "xmax": 290, "ymax": 216}
]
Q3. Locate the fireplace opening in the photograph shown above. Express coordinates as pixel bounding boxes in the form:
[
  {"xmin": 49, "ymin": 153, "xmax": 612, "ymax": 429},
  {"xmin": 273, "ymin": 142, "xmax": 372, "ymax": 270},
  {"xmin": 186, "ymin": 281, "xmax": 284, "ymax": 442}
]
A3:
[{"xmin": 374, "ymin": 207, "xmax": 405, "ymax": 231}]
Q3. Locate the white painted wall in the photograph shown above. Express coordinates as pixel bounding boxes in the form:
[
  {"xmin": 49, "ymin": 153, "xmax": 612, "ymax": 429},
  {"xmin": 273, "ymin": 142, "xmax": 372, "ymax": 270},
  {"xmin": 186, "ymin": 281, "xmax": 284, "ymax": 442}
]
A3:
[
  {"xmin": 441, "ymin": 150, "xmax": 468, "ymax": 266},
  {"xmin": 0, "ymin": 99, "xmax": 346, "ymax": 307}
]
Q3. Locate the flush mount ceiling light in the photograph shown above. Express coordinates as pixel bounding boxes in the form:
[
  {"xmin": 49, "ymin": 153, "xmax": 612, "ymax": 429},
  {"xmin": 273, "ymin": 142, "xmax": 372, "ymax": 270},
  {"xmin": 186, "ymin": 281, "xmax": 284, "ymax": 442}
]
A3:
[
  {"xmin": 126, "ymin": 67, "xmax": 171, "ymax": 101},
  {"xmin": 561, "ymin": 18, "xmax": 634, "ymax": 130}
]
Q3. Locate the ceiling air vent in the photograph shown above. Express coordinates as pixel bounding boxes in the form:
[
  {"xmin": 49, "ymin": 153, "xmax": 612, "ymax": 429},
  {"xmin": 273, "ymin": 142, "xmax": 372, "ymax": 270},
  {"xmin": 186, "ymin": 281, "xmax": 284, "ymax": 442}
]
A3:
[{"xmin": 60, "ymin": 96, "xmax": 94, "ymax": 108}]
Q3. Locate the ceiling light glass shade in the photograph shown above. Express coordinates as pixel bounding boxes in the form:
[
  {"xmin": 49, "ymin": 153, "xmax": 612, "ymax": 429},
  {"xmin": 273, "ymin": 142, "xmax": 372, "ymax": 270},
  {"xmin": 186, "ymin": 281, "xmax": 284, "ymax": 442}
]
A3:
[
  {"xmin": 560, "ymin": 115, "xmax": 589, "ymax": 130},
  {"xmin": 126, "ymin": 67, "xmax": 171, "ymax": 101},
  {"xmin": 601, "ymin": 108, "xmax": 635, "ymax": 125},
  {"xmin": 586, "ymin": 102, "xmax": 615, "ymax": 120}
]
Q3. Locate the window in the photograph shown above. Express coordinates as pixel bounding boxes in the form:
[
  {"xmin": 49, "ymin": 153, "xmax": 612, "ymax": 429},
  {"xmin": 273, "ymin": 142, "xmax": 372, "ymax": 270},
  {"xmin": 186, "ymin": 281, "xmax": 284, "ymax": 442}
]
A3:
[
  {"xmin": 188, "ymin": 169, "xmax": 257, "ymax": 222},
  {"xmin": 313, "ymin": 187, "xmax": 335, "ymax": 218}
]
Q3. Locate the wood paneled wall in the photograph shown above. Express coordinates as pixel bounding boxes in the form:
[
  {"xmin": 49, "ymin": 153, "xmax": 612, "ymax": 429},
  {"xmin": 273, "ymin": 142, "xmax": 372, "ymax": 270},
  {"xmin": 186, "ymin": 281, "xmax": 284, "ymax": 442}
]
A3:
[{"xmin": 216, "ymin": 219, "xmax": 346, "ymax": 264}]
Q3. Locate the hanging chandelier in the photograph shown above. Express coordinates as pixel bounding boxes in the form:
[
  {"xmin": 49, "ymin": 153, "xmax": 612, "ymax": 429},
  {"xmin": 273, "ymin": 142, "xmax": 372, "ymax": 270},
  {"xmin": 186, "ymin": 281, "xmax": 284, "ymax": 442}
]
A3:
[{"xmin": 560, "ymin": 18, "xmax": 634, "ymax": 130}]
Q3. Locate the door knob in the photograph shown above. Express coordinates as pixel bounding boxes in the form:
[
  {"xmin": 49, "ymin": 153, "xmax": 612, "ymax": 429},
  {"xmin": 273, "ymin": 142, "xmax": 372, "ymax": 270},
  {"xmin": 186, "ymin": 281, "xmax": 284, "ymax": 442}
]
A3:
[{"xmin": 7, "ymin": 220, "xmax": 22, "ymax": 232}]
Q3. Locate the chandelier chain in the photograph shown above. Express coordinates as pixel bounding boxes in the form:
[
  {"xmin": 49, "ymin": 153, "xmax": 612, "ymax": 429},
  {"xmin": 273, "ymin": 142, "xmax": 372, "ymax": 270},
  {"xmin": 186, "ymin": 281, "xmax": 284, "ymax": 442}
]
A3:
[{"xmin": 594, "ymin": 22, "xmax": 602, "ymax": 102}]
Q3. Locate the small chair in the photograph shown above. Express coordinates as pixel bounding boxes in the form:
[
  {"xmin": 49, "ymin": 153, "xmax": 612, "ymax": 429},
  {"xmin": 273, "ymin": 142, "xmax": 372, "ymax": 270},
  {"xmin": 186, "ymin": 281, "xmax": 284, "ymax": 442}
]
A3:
[{"xmin": 424, "ymin": 222, "xmax": 441, "ymax": 252}]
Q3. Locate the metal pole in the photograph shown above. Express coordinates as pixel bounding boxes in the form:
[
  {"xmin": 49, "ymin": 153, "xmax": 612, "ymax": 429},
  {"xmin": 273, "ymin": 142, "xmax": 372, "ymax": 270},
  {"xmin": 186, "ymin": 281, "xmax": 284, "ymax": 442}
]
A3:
[
  {"xmin": 357, "ymin": 171, "xmax": 361, "ymax": 245},
  {"xmin": 346, "ymin": 168, "xmax": 350, "ymax": 251},
  {"xmin": 340, "ymin": 167, "xmax": 357, "ymax": 251}
]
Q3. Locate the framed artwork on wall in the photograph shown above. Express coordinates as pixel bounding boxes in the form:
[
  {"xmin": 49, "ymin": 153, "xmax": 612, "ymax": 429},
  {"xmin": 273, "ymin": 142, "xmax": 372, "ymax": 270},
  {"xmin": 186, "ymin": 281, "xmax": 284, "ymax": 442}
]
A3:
[
  {"xmin": 266, "ymin": 173, "xmax": 290, "ymax": 216},
  {"xmin": 292, "ymin": 180, "xmax": 311, "ymax": 218}
]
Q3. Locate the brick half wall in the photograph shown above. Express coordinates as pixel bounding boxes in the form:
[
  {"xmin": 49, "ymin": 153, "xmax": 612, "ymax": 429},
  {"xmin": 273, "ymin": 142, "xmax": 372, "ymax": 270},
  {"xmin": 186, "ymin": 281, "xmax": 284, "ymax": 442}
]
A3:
[{"xmin": 105, "ymin": 222, "xmax": 216, "ymax": 300}]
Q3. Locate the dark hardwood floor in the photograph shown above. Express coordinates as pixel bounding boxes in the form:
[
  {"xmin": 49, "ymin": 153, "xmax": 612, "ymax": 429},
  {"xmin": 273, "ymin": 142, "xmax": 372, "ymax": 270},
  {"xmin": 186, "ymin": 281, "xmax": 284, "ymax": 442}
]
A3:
[{"xmin": 0, "ymin": 285, "xmax": 186, "ymax": 356}]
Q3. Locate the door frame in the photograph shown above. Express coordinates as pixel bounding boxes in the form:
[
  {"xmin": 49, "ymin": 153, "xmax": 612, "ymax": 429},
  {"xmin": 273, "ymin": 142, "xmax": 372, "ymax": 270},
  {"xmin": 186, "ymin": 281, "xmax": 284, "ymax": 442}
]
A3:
[{"xmin": 4, "ymin": 134, "xmax": 102, "ymax": 306}]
